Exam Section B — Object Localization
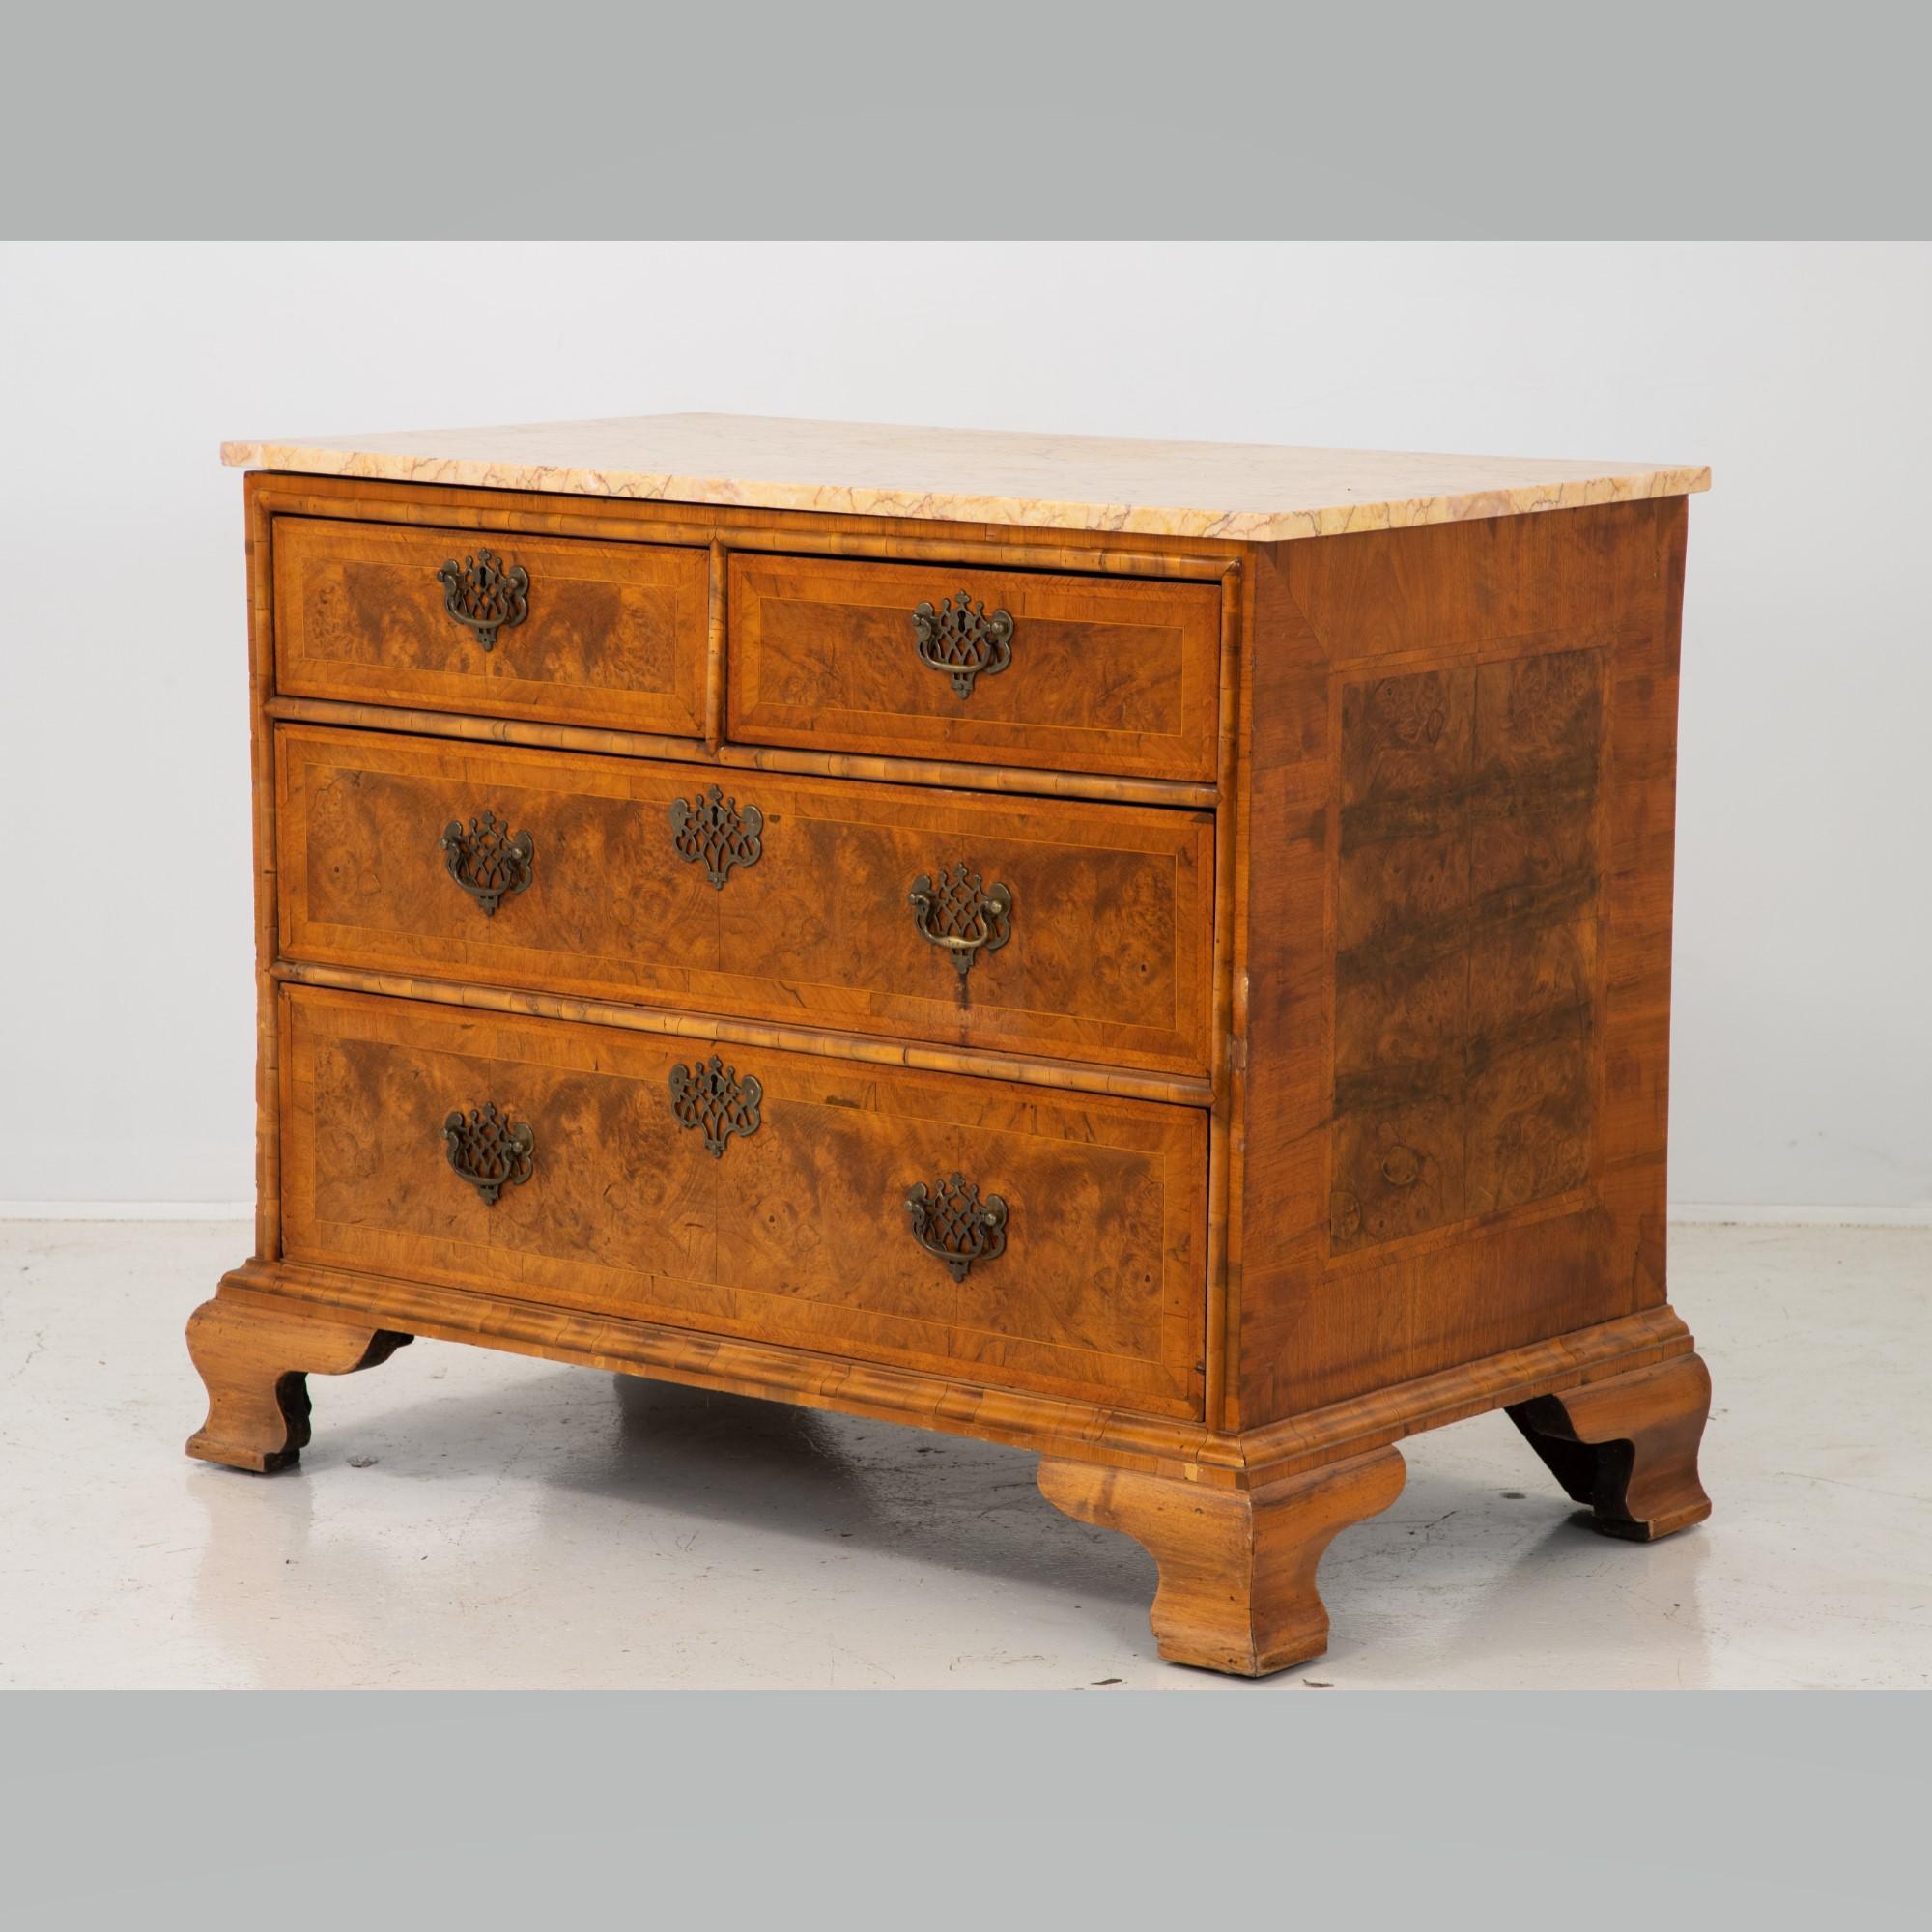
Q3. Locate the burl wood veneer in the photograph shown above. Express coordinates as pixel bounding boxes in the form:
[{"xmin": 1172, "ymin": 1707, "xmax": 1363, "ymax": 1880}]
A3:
[{"xmin": 195, "ymin": 416, "xmax": 1714, "ymax": 1676}]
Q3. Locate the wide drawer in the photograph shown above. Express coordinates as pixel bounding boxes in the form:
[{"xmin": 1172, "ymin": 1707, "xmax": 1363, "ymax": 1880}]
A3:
[
  {"xmin": 276, "ymin": 724, "xmax": 1215, "ymax": 1076},
  {"xmin": 271, "ymin": 516, "xmax": 709, "ymax": 735},
  {"xmin": 727, "ymin": 554, "xmax": 1222, "ymax": 781},
  {"xmin": 279, "ymin": 987, "xmax": 1207, "ymax": 1417}
]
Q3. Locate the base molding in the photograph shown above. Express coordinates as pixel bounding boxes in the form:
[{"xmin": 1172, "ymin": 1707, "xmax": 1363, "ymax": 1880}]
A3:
[
  {"xmin": 209, "ymin": 1258, "xmax": 1696, "ymax": 1488},
  {"xmin": 1237, "ymin": 1303, "xmax": 1695, "ymax": 1487},
  {"xmin": 213, "ymin": 1258, "xmax": 1242, "ymax": 1480}
]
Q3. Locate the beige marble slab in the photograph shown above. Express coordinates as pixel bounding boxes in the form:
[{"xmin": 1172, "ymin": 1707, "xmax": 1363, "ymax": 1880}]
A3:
[{"xmin": 220, "ymin": 412, "xmax": 1709, "ymax": 543}]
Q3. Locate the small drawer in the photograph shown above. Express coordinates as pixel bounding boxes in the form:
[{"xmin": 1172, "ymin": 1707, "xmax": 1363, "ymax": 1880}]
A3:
[
  {"xmin": 276, "ymin": 724, "xmax": 1215, "ymax": 1077},
  {"xmin": 279, "ymin": 986, "xmax": 1207, "ymax": 1418},
  {"xmin": 727, "ymin": 554, "xmax": 1222, "ymax": 781},
  {"xmin": 271, "ymin": 516, "xmax": 709, "ymax": 735}
]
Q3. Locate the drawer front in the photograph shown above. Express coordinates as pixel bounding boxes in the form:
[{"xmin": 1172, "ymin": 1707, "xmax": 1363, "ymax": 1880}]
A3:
[
  {"xmin": 271, "ymin": 517, "xmax": 709, "ymax": 735},
  {"xmin": 727, "ymin": 554, "xmax": 1222, "ymax": 780},
  {"xmin": 277, "ymin": 725, "xmax": 1215, "ymax": 1076},
  {"xmin": 280, "ymin": 988, "xmax": 1207, "ymax": 1417}
]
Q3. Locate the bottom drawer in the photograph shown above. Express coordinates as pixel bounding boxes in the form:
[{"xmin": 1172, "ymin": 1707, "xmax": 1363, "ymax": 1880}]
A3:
[{"xmin": 279, "ymin": 987, "xmax": 1207, "ymax": 1418}]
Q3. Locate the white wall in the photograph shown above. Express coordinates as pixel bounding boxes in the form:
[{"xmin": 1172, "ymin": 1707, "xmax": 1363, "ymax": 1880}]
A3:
[{"xmin": 1, "ymin": 243, "xmax": 1926, "ymax": 1212}]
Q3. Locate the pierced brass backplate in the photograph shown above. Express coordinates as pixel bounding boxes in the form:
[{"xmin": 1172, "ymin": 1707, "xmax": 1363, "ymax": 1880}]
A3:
[
  {"xmin": 439, "ymin": 811, "xmax": 534, "ymax": 916},
  {"xmin": 905, "ymin": 1172, "xmax": 1009, "ymax": 1282},
  {"xmin": 435, "ymin": 548, "xmax": 529, "ymax": 649},
  {"xmin": 910, "ymin": 863, "xmax": 1012, "ymax": 980},
  {"xmin": 442, "ymin": 1102, "xmax": 535, "ymax": 1206},
  {"xmin": 669, "ymin": 1055, "xmax": 763, "ymax": 1158},
  {"xmin": 911, "ymin": 589, "xmax": 1014, "ymax": 698},
  {"xmin": 670, "ymin": 785, "xmax": 763, "ymax": 890}
]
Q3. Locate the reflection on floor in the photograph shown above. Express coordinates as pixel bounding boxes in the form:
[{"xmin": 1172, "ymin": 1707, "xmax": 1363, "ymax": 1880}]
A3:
[{"xmin": 2, "ymin": 1220, "xmax": 1925, "ymax": 1689}]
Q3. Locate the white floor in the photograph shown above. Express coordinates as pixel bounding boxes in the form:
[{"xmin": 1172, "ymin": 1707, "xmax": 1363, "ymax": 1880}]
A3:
[{"xmin": 1, "ymin": 1220, "xmax": 1924, "ymax": 1690}]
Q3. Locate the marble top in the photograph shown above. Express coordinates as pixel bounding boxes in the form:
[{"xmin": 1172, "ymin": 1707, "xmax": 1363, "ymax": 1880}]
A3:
[{"xmin": 220, "ymin": 412, "xmax": 1710, "ymax": 544}]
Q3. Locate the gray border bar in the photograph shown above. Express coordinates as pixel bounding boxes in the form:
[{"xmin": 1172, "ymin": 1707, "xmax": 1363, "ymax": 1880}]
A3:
[
  {"xmin": 1, "ymin": 1692, "xmax": 1924, "ymax": 1918},
  {"xmin": 7, "ymin": 5, "xmax": 1928, "ymax": 239}
]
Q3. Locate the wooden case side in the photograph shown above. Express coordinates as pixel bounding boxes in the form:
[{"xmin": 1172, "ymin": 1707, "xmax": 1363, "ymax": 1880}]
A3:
[
  {"xmin": 1233, "ymin": 497, "xmax": 1689, "ymax": 1425},
  {"xmin": 244, "ymin": 472, "xmax": 283, "ymax": 1261}
]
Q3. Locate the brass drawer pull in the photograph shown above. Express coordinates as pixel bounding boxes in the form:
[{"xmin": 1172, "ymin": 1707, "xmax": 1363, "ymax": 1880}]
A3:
[
  {"xmin": 442, "ymin": 1102, "xmax": 535, "ymax": 1206},
  {"xmin": 440, "ymin": 810, "xmax": 534, "ymax": 916},
  {"xmin": 669, "ymin": 1055, "xmax": 763, "ymax": 1158},
  {"xmin": 435, "ymin": 547, "xmax": 529, "ymax": 650},
  {"xmin": 670, "ymin": 784, "xmax": 763, "ymax": 889},
  {"xmin": 911, "ymin": 589, "xmax": 1014, "ymax": 698},
  {"xmin": 909, "ymin": 864, "xmax": 1012, "ymax": 981},
  {"xmin": 905, "ymin": 1172, "xmax": 1009, "ymax": 1282}
]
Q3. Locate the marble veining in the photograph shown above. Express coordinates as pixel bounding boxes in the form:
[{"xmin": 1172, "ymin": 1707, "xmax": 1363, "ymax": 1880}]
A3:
[{"xmin": 221, "ymin": 412, "xmax": 1710, "ymax": 543}]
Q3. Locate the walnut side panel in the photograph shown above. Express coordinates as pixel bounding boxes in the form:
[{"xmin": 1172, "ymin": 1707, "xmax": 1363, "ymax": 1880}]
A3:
[
  {"xmin": 1236, "ymin": 500, "xmax": 1684, "ymax": 1424},
  {"xmin": 1329, "ymin": 644, "xmax": 1605, "ymax": 1252}
]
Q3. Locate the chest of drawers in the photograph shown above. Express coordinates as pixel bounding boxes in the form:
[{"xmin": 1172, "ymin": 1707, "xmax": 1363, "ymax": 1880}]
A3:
[{"xmin": 189, "ymin": 414, "xmax": 1715, "ymax": 1676}]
